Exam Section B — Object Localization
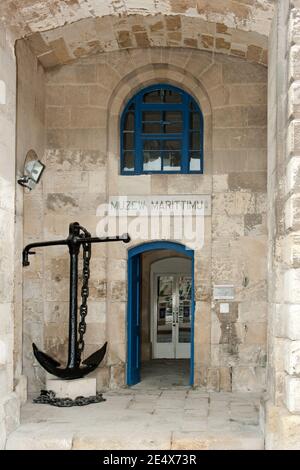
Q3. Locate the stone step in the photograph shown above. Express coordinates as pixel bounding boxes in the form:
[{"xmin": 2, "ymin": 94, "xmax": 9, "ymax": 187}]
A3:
[
  {"xmin": 5, "ymin": 392, "xmax": 264, "ymax": 450},
  {"xmin": 6, "ymin": 425, "xmax": 263, "ymax": 450}
]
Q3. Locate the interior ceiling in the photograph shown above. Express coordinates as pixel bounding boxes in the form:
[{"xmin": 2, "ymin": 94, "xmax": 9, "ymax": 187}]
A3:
[{"xmin": 0, "ymin": 1, "xmax": 275, "ymax": 68}]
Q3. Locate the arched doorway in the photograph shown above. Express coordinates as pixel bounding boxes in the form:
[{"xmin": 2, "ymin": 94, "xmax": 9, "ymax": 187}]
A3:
[{"xmin": 127, "ymin": 241, "xmax": 195, "ymax": 386}]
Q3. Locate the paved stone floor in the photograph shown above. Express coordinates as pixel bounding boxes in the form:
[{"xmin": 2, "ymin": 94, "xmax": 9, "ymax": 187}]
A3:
[
  {"xmin": 6, "ymin": 388, "xmax": 264, "ymax": 450},
  {"xmin": 139, "ymin": 359, "xmax": 190, "ymax": 387}
]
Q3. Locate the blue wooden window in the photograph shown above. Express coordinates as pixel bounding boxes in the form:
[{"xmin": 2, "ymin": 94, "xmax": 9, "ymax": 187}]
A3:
[{"xmin": 121, "ymin": 84, "xmax": 204, "ymax": 175}]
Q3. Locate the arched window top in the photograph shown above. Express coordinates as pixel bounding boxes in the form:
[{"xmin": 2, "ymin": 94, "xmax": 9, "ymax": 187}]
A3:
[{"xmin": 121, "ymin": 84, "xmax": 204, "ymax": 175}]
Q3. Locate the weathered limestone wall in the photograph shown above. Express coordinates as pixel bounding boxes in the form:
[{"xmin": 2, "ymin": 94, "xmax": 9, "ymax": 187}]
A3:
[
  {"xmin": 0, "ymin": 0, "xmax": 274, "ymax": 40},
  {"xmin": 0, "ymin": 24, "xmax": 20, "ymax": 449},
  {"xmin": 23, "ymin": 46, "xmax": 268, "ymax": 394},
  {"xmin": 0, "ymin": 0, "xmax": 274, "ymax": 60},
  {"xmin": 266, "ymin": 0, "xmax": 288, "ymax": 416},
  {"xmin": 265, "ymin": 0, "xmax": 300, "ymax": 450},
  {"xmin": 23, "ymin": 13, "xmax": 269, "ymax": 70},
  {"xmin": 15, "ymin": 40, "xmax": 46, "ymax": 396}
]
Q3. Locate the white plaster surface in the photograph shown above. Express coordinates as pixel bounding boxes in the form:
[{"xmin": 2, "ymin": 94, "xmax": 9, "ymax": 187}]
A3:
[
  {"xmin": 0, "ymin": 80, "xmax": 6, "ymax": 104},
  {"xmin": 46, "ymin": 377, "xmax": 96, "ymax": 399}
]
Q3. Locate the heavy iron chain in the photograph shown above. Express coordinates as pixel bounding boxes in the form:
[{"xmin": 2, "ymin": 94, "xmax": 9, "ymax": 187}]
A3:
[
  {"xmin": 77, "ymin": 225, "xmax": 92, "ymax": 363},
  {"xmin": 33, "ymin": 390, "xmax": 106, "ymax": 407}
]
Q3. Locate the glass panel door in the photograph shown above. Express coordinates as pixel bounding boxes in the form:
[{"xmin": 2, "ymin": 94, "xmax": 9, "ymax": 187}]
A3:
[
  {"xmin": 154, "ymin": 275, "xmax": 176, "ymax": 358},
  {"xmin": 175, "ymin": 276, "xmax": 192, "ymax": 359},
  {"xmin": 157, "ymin": 276, "xmax": 173, "ymax": 344},
  {"xmin": 153, "ymin": 273, "xmax": 191, "ymax": 359}
]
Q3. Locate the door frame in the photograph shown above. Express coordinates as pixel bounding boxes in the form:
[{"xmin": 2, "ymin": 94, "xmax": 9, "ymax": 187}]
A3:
[
  {"xmin": 151, "ymin": 257, "xmax": 192, "ymax": 359},
  {"xmin": 127, "ymin": 241, "xmax": 195, "ymax": 386}
]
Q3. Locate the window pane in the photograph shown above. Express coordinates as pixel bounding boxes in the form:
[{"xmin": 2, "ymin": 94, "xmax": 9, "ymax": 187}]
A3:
[
  {"xmin": 143, "ymin": 151, "xmax": 161, "ymax": 171},
  {"xmin": 143, "ymin": 111, "xmax": 161, "ymax": 121},
  {"xmin": 142, "ymin": 111, "xmax": 161, "ymax": 133},
  {"xmin": 123, "ymin": 151, "xmax": 135, "ymax": 172},
  {"xmin": 190, "ymin": 112, "xmax": 200, "ymax": 129},
  {"xmin": 165, "ymin": 122, "xmax": 182, "ymax": 133},
  {"xmin": 164, "ymin": 111, "xmax": 182, "ymax": 133},
  {"xmin": 143, "ymin": 88, "xmax": 183, "ymax": 103},
  {"xmin": 163, "ymin": 151, "xmax": 181, "ymax": 171},
  {"xmin": 143, "ymin": 122, "xmax": 162, "ymax": 133},
  {"xmin": 165, "ymin": 111, "xmax": 182, "ymax": 122},
  {"xmin": 189, "ymin": 152, "xmax": 201, "ymax": 171},
  {"xmin": 143, "ymin": 140, "xmax": 160, "ymax": 151},
  {"xmin": 124, "ymin": 112, "xmax": 134, "ymax": 130},
  {"xmin": 163, "ymin": 89, "xmax": 182, "ymax": 103},
  {"xmin": 157, "ymin": 276, "xmax": 173, "ymax": 344},
  {"xmin": 190, "ymin": 132, "xmax": 201, "ymax": 150},
  {"xmin": 143, "ymin": 90, "xmax": 161, "ymax": 103},
  {"xmin": 163, "ymin": 140, "xmax": 181, "ymax": 151},
  {"xmin": 123, "ymin": 132, "xmax": 134, "ymax": 150},
  {"xmin": 178, "ymin": 276, "xmax": 192, "ymax": 343}
]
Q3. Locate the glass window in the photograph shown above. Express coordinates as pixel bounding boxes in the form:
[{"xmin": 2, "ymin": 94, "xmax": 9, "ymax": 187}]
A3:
[{"xmin": 121, "ymin": 84, "xmax": 203, "ymax": 174}]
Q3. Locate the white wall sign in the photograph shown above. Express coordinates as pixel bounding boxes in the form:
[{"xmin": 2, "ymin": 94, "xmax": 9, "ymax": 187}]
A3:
[
  {"xmin": 220, "ymin": 303, "xmax": 230, "ymax": 314},
  {"xmin": 109, "ymin": 195, "xmax": 211, "ymax": 216},
  {"xmin": 213, "ymin": 285, "xmax": 235, "ymax": 300},
  {"xmin": 0, "ymin": 80, "xmax": 6, "ymax": 105}
]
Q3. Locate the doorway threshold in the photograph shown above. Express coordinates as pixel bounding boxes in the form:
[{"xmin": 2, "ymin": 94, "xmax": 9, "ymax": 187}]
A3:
[{"xmin": 133, "ymin": 359, "xmax": 190, "ymax": 390}]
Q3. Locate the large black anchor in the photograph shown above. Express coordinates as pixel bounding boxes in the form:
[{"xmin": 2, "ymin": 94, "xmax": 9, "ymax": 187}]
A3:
[{"xmin": 23, "ymin": 222, "xmax": 130, "ymax": 380}]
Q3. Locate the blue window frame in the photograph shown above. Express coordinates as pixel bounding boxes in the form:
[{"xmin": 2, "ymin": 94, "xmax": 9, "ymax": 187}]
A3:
[{"xmin": 121, "ymin": 84, "xmax": 204, "ymax": 175}]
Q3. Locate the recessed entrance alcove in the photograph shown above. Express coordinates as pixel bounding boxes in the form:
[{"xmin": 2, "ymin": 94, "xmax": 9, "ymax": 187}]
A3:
[
  {"xmin": 127, "ymin": 242, "xmax": 194, "ymax": 388},
  {"xmin": 1, "ymin": 0, "xmax": 300, "ymax": 451}
]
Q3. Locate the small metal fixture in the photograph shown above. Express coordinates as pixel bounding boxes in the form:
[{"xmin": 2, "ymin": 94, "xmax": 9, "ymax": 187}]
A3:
[{"xmin": 17, "ymin": 149, "xmax": 45, "ymax": 190}]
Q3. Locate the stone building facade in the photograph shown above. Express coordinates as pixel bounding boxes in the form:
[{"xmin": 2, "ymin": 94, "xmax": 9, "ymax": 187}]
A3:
[
  {"xmin": 22, "ymin": 48, "xmax": 268, "ymax": 395},
  {"xmin": 0, "ymin": 0, "xmax": 300, "ymax": 450}
]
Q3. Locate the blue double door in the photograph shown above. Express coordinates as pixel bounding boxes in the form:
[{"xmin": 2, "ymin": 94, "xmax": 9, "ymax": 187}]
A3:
[{"xmin": 127, "ymin": 253, "xmax": 141, "ymax": 385}]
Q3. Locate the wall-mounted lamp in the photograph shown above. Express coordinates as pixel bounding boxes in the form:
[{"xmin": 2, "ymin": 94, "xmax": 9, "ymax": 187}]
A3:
[{"xmin": 17, "ymin": 150, "xmax": 45, "ymax": 191}]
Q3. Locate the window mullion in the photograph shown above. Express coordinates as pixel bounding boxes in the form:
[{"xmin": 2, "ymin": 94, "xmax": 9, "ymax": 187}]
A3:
[
  {"xmin": 135, "ymin": 94, "xmax": 142, "ymax": 174},
  {"xmin": 120, "ymin": 107, "xmax": 125, "ymax": 174},
  {"xmin": 200, "ymin": 111, "xmax": 204, "ymax": 174},
  {"xmin": 182, "ymin": 94, "xmax": 189, "ymax": 173}
]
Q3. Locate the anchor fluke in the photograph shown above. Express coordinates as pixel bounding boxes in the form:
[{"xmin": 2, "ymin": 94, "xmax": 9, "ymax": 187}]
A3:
[
  {"xmin": 32, "ymin": 342, "xmax": 107, "ymax": 380},
  {"xmin": 82, "ymin": 342, "xmax": 107, "ymax": 367},
  {"xmin": 33, "ymin": 343, "xmax": 61, "ymax": 368}
]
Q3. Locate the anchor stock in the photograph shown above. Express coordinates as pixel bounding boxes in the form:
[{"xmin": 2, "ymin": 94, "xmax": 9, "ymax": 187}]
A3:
[{"xmin": 22, "ymin": 222, "xmax": 130, "ymax": 380}]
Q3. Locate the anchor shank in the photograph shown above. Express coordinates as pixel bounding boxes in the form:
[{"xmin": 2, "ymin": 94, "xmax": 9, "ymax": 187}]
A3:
[{"xmin": 67, "ymin": 243, "xmax": 80, "ymax": 369}]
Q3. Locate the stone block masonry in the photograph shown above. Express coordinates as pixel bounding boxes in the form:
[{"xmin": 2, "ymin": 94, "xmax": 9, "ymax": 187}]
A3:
[
  {"xmin": 283, "ymin": 0, "xmax": 300, "ymax": 417},
  {"xmin": 265, "ymin": 0, "xmax": 300, "ymax": 450},
  {"xmin": 0, "ymin": 24, "xmax": 20, "ymax": 449}
]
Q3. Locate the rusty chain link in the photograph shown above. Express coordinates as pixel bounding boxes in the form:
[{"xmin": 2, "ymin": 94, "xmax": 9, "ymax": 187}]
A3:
[
  {"xmin": 77, "ymin": 225, "xmax": 92, "ymax": 362},
  {"xmin": 33, "ymin": 390, "xmax": 105, "ymax": 407}
]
